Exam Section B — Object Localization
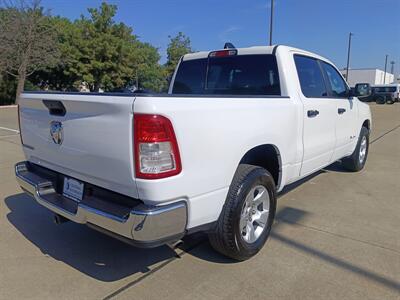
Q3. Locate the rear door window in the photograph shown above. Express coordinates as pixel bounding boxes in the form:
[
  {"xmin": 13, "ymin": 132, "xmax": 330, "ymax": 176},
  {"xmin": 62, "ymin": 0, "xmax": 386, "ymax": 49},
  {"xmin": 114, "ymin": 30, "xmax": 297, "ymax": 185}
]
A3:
[
  {"xmin": 172, "ymin": 54, "xmax": 281, "ymax": 96},
  {"xmin": 294, "ymin": 55, "xmax": 327, "ymax": 98}
]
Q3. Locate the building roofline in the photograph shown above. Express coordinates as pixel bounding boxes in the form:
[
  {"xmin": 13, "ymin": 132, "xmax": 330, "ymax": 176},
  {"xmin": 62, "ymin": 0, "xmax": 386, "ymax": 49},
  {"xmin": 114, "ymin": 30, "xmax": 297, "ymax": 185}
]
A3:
[{"xmin": 340, "ymin": 68, "xmax": 392, "ymax": 73}]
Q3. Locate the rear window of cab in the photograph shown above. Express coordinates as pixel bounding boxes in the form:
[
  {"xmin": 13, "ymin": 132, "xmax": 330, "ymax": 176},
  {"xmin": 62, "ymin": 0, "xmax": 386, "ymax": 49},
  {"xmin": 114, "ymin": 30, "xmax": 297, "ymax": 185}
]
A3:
[{"xmin": 172, "ymin": 54, "xmax": 281, "ymax": 96}]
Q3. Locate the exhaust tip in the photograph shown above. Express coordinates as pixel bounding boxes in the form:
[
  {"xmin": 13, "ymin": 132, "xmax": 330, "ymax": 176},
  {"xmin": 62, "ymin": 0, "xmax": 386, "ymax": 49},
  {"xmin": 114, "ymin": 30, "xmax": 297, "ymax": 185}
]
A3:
[{"xmin": 54, "ymin": 214, "xmax": 69, "ymax": 225}]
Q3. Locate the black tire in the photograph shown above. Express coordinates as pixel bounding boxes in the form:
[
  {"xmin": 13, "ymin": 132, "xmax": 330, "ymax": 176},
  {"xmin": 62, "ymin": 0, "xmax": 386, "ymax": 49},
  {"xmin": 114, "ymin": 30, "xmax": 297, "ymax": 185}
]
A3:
[
  {"xmin": 342, "ymin": 127, "xmax": 369, "ymax": 172},
  {"xmin": 386, "ymin": 99, "xmax": 394, "ymax": 105},
  {"xmin": 375, "ymin": 96, "xmax": 385, "ymax": 104},
  {"xmin": 208, "ymin": 164, "xmax": 276, "ymax": 261}
]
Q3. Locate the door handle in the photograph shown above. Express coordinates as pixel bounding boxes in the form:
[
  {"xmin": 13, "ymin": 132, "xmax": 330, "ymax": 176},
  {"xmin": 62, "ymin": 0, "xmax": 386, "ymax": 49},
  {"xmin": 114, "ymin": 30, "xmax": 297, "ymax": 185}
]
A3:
[
  {"xmin": 307, "ymin": 110, "xmax": 319, "ymax": 118},
  {"xmin": 338, "ymin": 108, "xmax": 346, "ymax": 114}
]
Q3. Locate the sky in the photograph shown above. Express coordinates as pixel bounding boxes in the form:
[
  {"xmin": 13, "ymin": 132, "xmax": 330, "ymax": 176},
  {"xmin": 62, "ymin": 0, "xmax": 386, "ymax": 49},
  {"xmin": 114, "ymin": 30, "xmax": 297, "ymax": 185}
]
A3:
[{"xmin": 41, "ymin": 0, "xmax": 400, "ymax": 77}]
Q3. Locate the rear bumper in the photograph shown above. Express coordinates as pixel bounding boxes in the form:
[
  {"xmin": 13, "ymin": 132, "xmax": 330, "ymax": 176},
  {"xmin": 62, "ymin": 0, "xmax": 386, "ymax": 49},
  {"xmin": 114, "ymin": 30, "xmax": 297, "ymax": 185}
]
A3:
[{"xmin": 15, "ymin": 161, "xmax": 187, "ymax": 247}]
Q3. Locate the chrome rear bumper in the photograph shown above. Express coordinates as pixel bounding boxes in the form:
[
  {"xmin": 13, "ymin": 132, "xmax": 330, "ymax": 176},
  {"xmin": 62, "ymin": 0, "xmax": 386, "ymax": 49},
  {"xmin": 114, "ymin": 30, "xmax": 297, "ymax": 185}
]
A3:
[{"xmin": 15, "ymin": 161, "xmax": 187, "ymax": 247}]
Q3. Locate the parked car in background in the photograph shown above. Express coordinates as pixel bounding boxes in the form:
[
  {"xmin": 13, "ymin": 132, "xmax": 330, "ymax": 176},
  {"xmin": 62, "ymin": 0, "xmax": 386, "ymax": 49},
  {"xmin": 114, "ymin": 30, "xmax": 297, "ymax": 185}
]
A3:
[
  {"xmin": 16, "ymin": 45, "xmax": 372, "ymax": 261},
  {"xmin": 373, "ymin": 84, "xmax": 400, "ymax": 104}
]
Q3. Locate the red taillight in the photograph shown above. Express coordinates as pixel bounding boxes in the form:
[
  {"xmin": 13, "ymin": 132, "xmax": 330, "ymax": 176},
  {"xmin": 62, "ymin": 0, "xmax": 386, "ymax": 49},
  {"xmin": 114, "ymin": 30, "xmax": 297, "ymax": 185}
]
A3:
[
  {"xmin": 209, "ymin": 49, "xmax": 237, "ymax": 58},
  {"xmin": 134, "ymin": 114, "xmax": 182, "ymax": 179}
]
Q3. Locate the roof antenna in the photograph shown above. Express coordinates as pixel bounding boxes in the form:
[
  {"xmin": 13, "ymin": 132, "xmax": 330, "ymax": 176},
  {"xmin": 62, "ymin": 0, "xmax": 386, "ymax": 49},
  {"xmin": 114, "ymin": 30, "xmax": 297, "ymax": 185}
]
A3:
[{"xmin": 224, "ymin": 42, "xmax": 236, "ymax": 49}]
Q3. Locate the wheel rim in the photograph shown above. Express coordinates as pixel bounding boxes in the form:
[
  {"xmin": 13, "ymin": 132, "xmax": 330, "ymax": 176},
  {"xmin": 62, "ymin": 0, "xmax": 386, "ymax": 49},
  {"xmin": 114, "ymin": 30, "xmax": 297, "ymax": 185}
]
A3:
[
  {"xmin": 359, "ymin": 136, "xmax": 367, "ymax": 165},
  {"xmin": 239, "ymin": 185, "xmax": 270, "ymax": 244}
]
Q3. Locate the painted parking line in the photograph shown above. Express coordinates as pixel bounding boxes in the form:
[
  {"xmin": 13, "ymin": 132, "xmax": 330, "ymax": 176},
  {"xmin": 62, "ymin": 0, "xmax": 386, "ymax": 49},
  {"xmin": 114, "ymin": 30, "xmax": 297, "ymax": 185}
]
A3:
[
  {"xmin": 0, "ymin": 134, "xmax": 20, "ymax": 139},
  {"xmin": 370, "ymin": 124, "xmax": 400, "ymax": 145},
  {"xmin": 0, "ymin": 105, "xmax": 17, "ymax": 109},
  {"xmin": 0, "ymin": 126, "xmax": 20, "ymax": 134}
]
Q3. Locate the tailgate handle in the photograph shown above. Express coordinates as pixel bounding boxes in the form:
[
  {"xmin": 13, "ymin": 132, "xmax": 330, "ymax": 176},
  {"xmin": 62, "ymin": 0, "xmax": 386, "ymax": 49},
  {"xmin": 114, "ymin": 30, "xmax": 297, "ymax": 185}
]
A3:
[{"xmin": 43, "ymin": 100, "xmax": 66, "ymax": 116}]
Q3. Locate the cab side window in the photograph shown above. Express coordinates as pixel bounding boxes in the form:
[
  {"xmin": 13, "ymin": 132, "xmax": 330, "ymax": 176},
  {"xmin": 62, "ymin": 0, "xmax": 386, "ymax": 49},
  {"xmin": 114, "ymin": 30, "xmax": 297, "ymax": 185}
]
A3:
[
  {"xmin": 321, "ymin": 62, "xmax": 348, "ymax": 98},
  {"xmin": 294, "ymin": 55, "xmax": 327, "ymax": 98}
]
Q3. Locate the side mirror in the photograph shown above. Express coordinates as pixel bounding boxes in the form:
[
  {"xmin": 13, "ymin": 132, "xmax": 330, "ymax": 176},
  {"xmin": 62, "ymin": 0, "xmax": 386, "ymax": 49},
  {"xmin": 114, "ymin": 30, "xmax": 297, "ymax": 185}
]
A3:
[{"xmin": 354, "ymin": 83, "xmax": 371, "ymax": 98}]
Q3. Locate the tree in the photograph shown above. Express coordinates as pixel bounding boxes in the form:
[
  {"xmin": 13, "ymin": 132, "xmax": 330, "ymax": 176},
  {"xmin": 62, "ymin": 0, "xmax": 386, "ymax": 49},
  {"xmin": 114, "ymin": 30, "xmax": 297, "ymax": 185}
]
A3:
[
  {"xmin": 165, "ymin": 32, "xmax": 192, "ymax": 79},
  {"xmin": 130, "ymin": 42, "xmax": 166, "ymax": 92},
  {"xmin": 29, "ymin": 16, "xmax": 85, "ymax": 91},
  {"xmin": 36, "ymin": 2, "xmax": 166, "ymax": 93},
  {"xmin": 0, "ymin": 73, "xmax": 17, "ymax": 105},
  {"xmin": 62, "ymin": 2, "xmax": 141, "ymax": 92},
  {"xmin": 0, "ymin": 0, "xmax": 60, "ymax": 102},
  {"xmin": 0, "ymin": 2, "xmax": 193, "ymax": 99}
]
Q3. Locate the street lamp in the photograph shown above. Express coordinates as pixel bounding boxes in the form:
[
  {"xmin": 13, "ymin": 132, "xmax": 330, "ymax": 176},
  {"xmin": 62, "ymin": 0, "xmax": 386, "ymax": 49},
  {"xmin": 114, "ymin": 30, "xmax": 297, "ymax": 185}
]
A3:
[
  {"xmin": 269, "ymin": 0, "xmax": 274, "ymax": 46},
  {"xmin": 345, "ymin": 32, "xmax": 353, "ymax": 82}
]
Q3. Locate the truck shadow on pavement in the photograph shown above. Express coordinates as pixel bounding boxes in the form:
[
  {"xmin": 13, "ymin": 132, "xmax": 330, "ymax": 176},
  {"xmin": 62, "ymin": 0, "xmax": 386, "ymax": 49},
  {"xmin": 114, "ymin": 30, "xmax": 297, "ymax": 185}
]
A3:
[
  {"xmin": 5, "ymin": 193, "xmax": 179, "ymax": 282},
  {"xmin": 4, "ymin": 169, "xmax": 330, "ymax": 282},
  {"xmin": 186, "ymin": 206, "xmax": 400, "ymax": 293},
  {"xmin": 5, "ymin": 161, "xmax": 400, "ymax": 291},
  {"xmin": 182, "ymin": 163, "xmax": 400, "ymax": 293}
]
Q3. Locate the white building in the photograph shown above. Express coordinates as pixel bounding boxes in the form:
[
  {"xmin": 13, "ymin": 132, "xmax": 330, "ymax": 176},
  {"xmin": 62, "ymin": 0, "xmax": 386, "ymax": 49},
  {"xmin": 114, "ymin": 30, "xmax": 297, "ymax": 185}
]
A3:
[{"xmin": 340, "ymin": 68, "xmax": 394, "ymax": 87}]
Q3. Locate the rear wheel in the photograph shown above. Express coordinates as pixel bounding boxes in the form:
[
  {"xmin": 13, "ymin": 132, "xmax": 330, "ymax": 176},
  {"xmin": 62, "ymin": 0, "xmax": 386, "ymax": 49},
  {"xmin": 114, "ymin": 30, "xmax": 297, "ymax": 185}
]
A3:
[
  {"xmin": 208, "ymin": 164, "xmax": 276, "ymax": 261},
  {"xmin": 386, "ymin": 98, "xmax": 395, "ymax": 105},
  {"xmin": 375, "ymin": 96, "xmax": 385, "ymax": 104},
  {"xmin": 342, "ymin": 127, "xmax": 369, "ymax": 172}
]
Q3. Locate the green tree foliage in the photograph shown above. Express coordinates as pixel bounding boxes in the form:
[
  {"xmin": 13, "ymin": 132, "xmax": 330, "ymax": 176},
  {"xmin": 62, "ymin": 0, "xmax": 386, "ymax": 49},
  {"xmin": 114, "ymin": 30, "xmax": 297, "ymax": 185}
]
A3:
[
  {"xmin": 74, "ymin": 3, "xmax": 136, "ymax": 91},
  {"xmin": 165, "ymin": 32, "xmax": 192, "ymax": 79},
  {"xmin": 30, "ymin": 16, "xmax": 81, "ymax": 90},
  {"xmin": 131, "ymin": 42, "xmax": 166, "ymax": 92},
  {"xmin": 0, "ymin": 0, "xmax": 60, "ymax": 102},
  {"xmin": 34, "ymin": 2, "xmax": 166, "ymax": 92},
  {"xmin": 0, "ymin": 74, "xmax": 17, "ymax": 105},
  {"xmin": 0, "ymin": 1, "xmax": 193, "ymax": 104}
]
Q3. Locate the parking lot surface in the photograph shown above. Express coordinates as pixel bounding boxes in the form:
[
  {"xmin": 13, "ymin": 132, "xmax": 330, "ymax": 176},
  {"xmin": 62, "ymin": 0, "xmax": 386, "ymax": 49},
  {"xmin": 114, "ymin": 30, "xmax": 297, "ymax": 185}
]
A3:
[{"xmin": 0, "ymin": 104, "xmax": 399, "ymax": 300}]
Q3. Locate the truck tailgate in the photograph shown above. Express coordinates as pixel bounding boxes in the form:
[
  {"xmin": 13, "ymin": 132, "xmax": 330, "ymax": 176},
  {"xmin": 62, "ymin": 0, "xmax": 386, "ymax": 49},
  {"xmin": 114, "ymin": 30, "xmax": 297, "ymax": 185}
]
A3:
[{"xmin": 19, "ymin": 93, "xmax": 138, "ymax": 199}]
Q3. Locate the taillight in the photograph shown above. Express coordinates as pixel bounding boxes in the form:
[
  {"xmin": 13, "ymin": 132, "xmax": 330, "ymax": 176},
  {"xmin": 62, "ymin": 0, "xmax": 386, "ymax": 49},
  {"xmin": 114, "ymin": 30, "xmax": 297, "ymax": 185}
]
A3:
[{"xmin": 134, "ymin": 114, "xmax": 182, "ymax": 179}]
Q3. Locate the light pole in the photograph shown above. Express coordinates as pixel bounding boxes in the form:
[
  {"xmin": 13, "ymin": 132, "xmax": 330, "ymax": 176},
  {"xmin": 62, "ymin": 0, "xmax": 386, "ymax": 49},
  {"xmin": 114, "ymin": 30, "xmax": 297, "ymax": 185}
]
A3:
[
  {"xmin": 345, "ymin": 32, "xmax": 353, "ymax": 82},
  {"xmin": 383, "ymin": 55, "xmax": 388, "ymax": 84},
  {"xmin": 390, "ymin": 61, "xmax": 395, "ymax": 75},
  {"xmin": 269, "ymin": 0, "xmax": 274, "ymax": 46}
]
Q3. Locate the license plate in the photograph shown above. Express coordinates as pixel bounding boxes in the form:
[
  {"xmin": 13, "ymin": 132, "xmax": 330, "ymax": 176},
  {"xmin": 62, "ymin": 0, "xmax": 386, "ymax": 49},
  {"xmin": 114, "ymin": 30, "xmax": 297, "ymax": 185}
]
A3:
[{"xmin": 63, "ymin": 177, "xmax": 84, "ymax": 202}]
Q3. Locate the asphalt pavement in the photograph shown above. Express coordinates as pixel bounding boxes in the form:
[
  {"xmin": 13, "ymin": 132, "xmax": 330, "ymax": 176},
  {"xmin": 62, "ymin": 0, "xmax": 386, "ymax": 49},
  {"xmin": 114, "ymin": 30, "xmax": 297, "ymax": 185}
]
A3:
[{"xmin": 0, "ymin": 103, "xmax": 399, "ymax": 300}]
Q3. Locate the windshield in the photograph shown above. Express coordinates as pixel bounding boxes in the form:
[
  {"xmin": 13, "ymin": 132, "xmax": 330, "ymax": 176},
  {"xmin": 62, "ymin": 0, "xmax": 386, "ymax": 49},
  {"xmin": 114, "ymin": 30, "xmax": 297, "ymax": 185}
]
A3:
[
  {"xmin": 172, "ymin": 54, "xmax": 281, "ymax": 96},
  {"xmin": 374, "ymin": 87, "xmax": 397, "ymax": 93}
]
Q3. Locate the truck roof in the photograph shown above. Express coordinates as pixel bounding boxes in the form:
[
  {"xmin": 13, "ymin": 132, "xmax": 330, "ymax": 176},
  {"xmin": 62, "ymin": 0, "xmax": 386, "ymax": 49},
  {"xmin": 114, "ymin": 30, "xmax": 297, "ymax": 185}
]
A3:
[{"xmin": 182, "ymin": 44, "xmax": 334, "ymax": 66}]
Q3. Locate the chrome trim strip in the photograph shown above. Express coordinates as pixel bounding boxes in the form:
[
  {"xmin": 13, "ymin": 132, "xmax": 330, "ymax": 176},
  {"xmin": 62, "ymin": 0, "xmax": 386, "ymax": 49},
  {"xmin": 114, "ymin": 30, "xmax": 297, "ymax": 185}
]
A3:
[
  {"xmin": 79, "ymin": 204, "xmax": 128, "ymax": 223},
  {"xmin": 15, "ymin": 161, "xmax": 187, "ymax": 242},
  {"xmin": 131, "ymin": 202, "xmax": 187, "ymax": 216},
  {"xmin": 23, "ymin": 90, "xmax": 290, "ymax": 99}
]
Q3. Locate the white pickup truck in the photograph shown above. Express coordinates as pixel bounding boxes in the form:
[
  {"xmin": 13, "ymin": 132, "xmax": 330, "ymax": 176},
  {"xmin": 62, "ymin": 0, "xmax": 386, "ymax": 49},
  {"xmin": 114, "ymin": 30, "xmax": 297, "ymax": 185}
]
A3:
[{"xmin": 16, "ymin": 45, "xmax": 372, "ymax": 260}]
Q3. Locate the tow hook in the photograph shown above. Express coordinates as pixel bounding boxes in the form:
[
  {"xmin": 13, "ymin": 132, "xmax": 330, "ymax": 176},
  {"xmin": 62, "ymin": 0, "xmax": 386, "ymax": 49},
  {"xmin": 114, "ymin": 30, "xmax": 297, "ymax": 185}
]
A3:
[{"xmin": 53, "ymin": 214, "xmax": 69, "ymax": 225}]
